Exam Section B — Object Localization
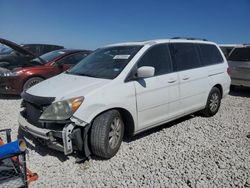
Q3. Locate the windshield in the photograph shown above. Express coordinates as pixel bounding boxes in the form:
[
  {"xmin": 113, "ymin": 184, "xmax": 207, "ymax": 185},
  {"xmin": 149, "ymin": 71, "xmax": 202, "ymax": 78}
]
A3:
[
  {"xmin": 228, "ymin": 47, "xmax": 250, "ymax": 61},
  {"xmin": 67, "ymin": 45, "xmax": 142, "ymax": 79},
  {"xmin": 0, "ymin": 44, "xmax": 14, "ymax": 55},
  {"xmin": 31, "ymin": 50, "xmax": 66, "ymax": 64}
]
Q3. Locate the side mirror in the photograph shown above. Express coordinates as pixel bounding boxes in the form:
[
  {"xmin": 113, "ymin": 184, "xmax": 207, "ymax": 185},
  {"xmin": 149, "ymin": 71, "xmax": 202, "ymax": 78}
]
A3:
[{"xmin": 137, "ymin": 66, "xmax": 155, "ymax": 78}]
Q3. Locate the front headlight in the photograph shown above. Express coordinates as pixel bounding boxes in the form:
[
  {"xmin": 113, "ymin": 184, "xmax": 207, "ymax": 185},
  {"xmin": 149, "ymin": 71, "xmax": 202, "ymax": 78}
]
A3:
[
  {"xmin": 0, "ymin": 71, "xmax": 21, "ymax": 77},
  {"xmin": 39, "ymin": 96, "xmax": 84, "ymax": 121}
]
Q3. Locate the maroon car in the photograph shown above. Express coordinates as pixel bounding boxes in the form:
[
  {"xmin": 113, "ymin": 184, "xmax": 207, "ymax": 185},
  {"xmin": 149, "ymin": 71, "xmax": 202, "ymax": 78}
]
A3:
[{"xmin": 0, "ymin": 49, "xmax": 91, "ymax": 95}]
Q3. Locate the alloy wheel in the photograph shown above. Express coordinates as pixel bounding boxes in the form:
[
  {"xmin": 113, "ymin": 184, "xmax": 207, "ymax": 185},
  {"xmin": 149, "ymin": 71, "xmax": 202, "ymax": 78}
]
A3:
[{"xmin": 109, "ymin": 117, "xmax": 122, "ymax": 149}]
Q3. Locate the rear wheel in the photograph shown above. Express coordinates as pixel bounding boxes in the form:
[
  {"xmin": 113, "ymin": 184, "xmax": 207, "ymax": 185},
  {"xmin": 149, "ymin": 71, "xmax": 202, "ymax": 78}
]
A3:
[
  {"xmin": 23, "ymin": 77, "xmax": 44, "ymax": 91},
  {"xmin": 200, "ymin": 87, "xmax": 221, "ymax": 117},
  {"xmin": 90, "ymin": 110, "xmax": 124, "ymax": 159}
]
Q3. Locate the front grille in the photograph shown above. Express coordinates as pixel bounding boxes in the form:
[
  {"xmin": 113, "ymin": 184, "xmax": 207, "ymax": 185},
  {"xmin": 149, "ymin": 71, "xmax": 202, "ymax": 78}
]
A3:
[
  {"xmin": 25, "ymin": 102, "xmax": 45, "ymax": 127},
  {"xmin": 21, "ymin": 91, "xmax": 55, "ymax": 127}
]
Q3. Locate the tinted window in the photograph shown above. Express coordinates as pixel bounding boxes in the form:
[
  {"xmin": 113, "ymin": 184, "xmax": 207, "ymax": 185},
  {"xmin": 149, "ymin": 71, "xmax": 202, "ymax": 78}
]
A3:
[
  {"xmin": 228, "ymin": 47, "xmax": 250, "ymax": 61},
  {"xmin": 170, "ymin": 43, "xmax": 201, "ymax": 71},
  {"xmin": 199, "ymin": 44, "xmax": 223, "ymax": 65},
  {"xmin": 137, "ymin": 44, "xmax": 172, "ymax": 75},
  {"xmin": 220, "ymin": 46, "xmax": 234, "ymax": 58},
  {"xmin": 67, "ymin": 46, "xmax": 142, "ymax": 79}
]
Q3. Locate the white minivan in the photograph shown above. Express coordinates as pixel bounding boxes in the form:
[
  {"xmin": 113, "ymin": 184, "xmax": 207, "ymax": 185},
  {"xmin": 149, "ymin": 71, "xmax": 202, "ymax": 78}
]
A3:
[{"xmin": 19, "ymin": 38, "xmax": 231, "ymax": 160}]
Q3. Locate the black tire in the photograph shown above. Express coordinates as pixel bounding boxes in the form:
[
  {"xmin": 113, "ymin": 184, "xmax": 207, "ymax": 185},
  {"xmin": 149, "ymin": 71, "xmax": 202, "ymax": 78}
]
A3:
[
  {"xmin": 200, "ymin": 87, "xmax": 221, "ymax": 117},
  {"xmin": 23, "ymin": 77, "xmax": 44, "ymax": 91},
  {"xmin": 90, "ymin": 110, "xmax": 124, "ymax": 159}
]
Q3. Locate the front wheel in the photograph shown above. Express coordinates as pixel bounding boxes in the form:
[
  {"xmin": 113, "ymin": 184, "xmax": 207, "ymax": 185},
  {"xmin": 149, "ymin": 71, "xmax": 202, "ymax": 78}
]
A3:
[
  {"xmin": 23, "ymin": 77, "xmax": 44, "ymax": 91},
  {"xmin": 90, "ymin": 110, "xmax": 124, "ymax": 159},
  {"xmin": 200, "ymin": 87, "xmax": 221, "ymax": 117}
]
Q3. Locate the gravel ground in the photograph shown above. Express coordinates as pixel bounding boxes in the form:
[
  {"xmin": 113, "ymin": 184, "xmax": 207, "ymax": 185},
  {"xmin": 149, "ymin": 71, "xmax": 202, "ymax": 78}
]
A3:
[{"xmin": 0, "ymin": 89, "xmax": 250, "ymax": 188}]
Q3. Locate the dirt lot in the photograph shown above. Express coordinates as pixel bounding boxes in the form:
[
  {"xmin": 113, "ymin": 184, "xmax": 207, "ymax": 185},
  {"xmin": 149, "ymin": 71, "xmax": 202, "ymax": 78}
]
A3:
[{"xmin": 0, "ymin": 88, "xmax": 249, "ymax": 187}]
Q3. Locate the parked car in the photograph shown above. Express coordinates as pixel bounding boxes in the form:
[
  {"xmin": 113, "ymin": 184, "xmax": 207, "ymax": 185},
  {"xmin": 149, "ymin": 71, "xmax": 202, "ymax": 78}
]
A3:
[
  {"xmin": 227, "ymin": 44, "xmax": 250, "ymax": 88},
  {"xmin": 0, "ymin": 38, "xmax": 64, "ymax": 70},
  {"xmin": 18, "ymin": 38, "xmax": 230, "ymax": 160},
  {"xmin": 0, "ymin": 49, "xmax": 91, "ymax": 95}
]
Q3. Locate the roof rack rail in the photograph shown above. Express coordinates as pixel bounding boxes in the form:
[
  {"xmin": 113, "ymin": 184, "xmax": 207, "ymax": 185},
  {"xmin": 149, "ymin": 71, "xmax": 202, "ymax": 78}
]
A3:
[{"xmin": 171, "ymin": 37, "xmax": 208, "ymax": 41}]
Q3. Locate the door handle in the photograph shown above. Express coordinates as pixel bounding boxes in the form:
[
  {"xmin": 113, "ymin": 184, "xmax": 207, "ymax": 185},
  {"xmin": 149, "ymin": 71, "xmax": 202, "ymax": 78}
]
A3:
[
  {"xmin": 168, "ymin": 78, "xmax": 177, "ymax": 83},
  {"xmin": 182, "ymin": 75, "xmax": 190, "ymax": 80}
]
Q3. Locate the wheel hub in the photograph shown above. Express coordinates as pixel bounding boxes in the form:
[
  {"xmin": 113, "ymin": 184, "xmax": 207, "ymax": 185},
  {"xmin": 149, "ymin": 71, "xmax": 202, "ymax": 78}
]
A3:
[
  {"xmin": 109, "ymin": 117, "xmax": 122, "ymax": 149},
  {"xmin": 209, "ymin": 93, "xmax": 219, "ymax": 112}
]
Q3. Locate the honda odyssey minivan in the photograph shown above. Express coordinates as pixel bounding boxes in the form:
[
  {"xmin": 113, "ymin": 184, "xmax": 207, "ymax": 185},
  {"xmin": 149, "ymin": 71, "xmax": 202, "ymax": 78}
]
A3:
[{"xmin": 19, "ymin": 38, "xmax": 231, "ymax": 160}]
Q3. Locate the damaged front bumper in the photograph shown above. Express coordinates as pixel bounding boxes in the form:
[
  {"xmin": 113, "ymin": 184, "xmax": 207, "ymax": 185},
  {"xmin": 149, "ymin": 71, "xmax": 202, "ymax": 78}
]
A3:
[{"xmin": 18, "ymin": 112, "xmax": 91, "ymax": 157}]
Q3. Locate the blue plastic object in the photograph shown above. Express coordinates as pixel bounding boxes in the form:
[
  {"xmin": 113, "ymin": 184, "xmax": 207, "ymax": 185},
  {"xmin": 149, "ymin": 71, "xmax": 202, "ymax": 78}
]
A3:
[{"xmin": 0, "ymin": 139, "xmax": 25, "ymax": 159}]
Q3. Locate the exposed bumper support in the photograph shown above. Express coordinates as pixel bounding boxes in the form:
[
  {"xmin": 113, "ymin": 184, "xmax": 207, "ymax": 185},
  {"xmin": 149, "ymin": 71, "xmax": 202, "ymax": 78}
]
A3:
[{"xmin": 18, "ymin": 113, "xmax": 91, "ymax": 161}]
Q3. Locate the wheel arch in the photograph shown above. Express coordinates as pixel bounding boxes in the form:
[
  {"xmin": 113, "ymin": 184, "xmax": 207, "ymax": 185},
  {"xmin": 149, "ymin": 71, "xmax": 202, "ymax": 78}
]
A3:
[
  {"xmin": 22, "ymin": 75, "xmax": 46, "ymax": 90},
  {"xmin": 23, "ymin": 75, "xmax": 45, "ymax": 85},
  {"xmin": 213, "ymin": 84, "xmax": 223, "ymax": 97},
  {"xmin": 90, "ymin": 107, "xmax": 135, "ymax": 138}
]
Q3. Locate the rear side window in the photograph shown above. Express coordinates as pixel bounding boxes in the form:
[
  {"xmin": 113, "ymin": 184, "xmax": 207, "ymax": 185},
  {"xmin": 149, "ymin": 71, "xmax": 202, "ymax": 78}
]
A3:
[
  {"xmin": 228, "ymin": 47, "xmax": 250, "ymax": 61},
  {"xmin": 137, "ymin": 44, "xmax": 172, "ymax": 75},
  {"xmin": 199, "ymin": 44, "xmax": 223, "ymax": 65},
  {"xmin": 170, "ymin": 43, "xmax": 201, "ymax": 71}
]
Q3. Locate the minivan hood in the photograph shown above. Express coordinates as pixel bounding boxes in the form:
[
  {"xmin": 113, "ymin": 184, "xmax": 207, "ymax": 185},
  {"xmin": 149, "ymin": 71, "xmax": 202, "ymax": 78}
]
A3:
[
  {"xmin": 0, "ymin": 38, "xmax": 35, "ymax": 57},
  {"xmin": 26, "ymin": 73, "xmax": 111, "ymax": 100}
]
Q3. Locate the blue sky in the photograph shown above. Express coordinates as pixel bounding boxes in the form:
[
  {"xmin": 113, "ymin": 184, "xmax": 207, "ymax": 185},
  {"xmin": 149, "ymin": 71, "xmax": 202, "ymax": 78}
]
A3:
[{"xmin": 0, "ymin": 0, "xmax": 249, "ymax": 50}]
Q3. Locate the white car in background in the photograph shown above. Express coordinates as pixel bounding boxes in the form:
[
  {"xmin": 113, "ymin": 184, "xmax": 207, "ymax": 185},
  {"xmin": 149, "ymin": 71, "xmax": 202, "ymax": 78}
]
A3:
[
  {"xmin": 224, "ymin": 44, "xmax": 250, "ymax": 88},
  {"xmin": 19, "ymin": 38, "xmax": 231, "ymax": 160}
]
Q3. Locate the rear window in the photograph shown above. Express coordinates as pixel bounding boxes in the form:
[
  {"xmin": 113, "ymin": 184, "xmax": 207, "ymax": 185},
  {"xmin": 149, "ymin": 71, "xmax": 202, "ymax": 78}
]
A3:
[
  {"xmin": 228, "ymin": 47, "xmax": 250, "ymax": 61},
  {"xmin": 199, "ymin": 44, "xmax": 224, "ymax": 65},
  {"xmin": 220, "ymin": 46, "xmax": 234, "ymax": 57},
  {"xmin": 170, "ymin": 43, "xmax": 201, "ymax": 71}
]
